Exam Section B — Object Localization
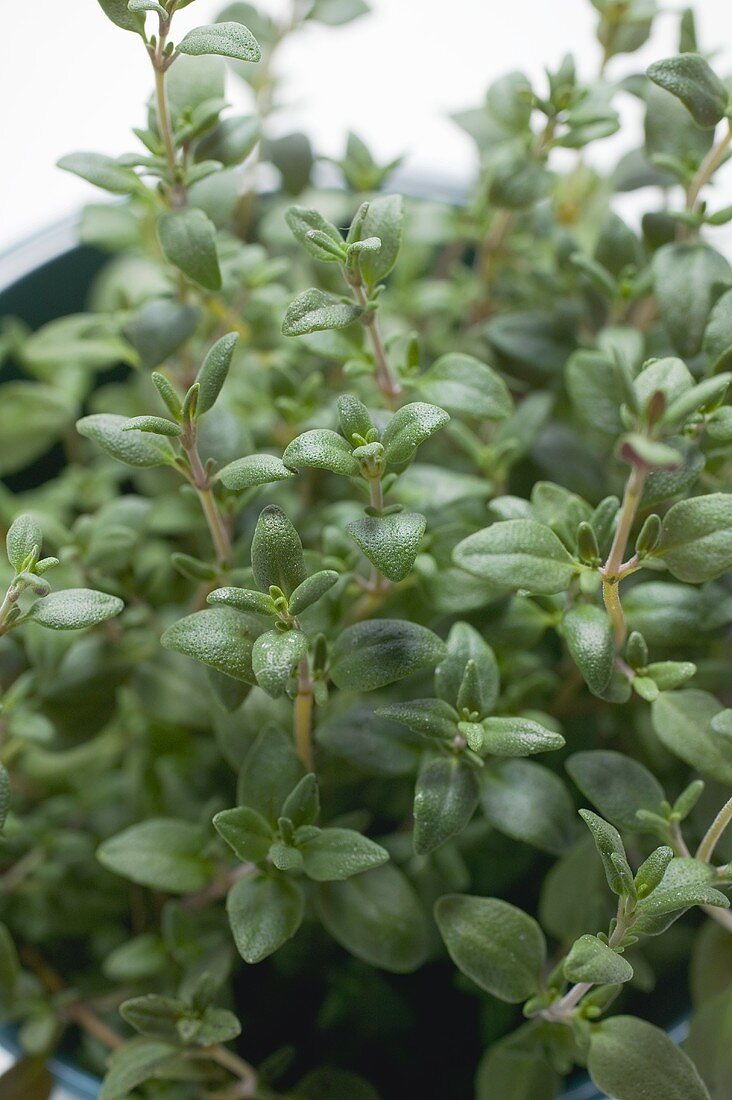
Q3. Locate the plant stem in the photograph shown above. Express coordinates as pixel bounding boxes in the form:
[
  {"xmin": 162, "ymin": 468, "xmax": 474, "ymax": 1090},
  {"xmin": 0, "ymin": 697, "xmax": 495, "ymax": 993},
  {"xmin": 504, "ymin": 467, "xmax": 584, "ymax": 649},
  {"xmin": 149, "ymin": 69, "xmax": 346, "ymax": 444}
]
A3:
[
  {"xmin": 294, "ymin": 654, "xmax": 315, "ymax": 772},
  {"xmin": 182, "ymin": 436, "xmax": 231, "ymax": 569},
  {"xmin": 600, "ymin": 464, "xmax": 647, "ymax": 647},
  {"xmin": 351, "ymin": 283, "xmax": 401, "ymax": 403},
  {"xmin": 685, "ymin": 118, "xmax": 732, "ymax": 216},
  {"xmin": 540, "ymin": 900, "xmax": 629, "ymax": 1023},
  {"xmin": 149, "ymin": 5, "xmax": 185, "ymax": 207},
  {"xmin": 697, "ymin": 795, "xmax": 732, "ymax": 864},
  {"xmin": 206, "ymin": 1044, "xmax": 258, "ymax": 1094}
]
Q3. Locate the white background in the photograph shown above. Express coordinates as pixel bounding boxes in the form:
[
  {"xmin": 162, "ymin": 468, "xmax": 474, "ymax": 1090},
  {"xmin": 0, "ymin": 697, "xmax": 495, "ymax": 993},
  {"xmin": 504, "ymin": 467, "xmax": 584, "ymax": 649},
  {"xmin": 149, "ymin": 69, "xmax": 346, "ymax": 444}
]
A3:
[
  {"xmin": 2, "ymin": 0, "xmax": 732, "ymax": 1094},
  {"xmin": 2, "ymin": 0, "xmax": 732, "ymax": 253}
]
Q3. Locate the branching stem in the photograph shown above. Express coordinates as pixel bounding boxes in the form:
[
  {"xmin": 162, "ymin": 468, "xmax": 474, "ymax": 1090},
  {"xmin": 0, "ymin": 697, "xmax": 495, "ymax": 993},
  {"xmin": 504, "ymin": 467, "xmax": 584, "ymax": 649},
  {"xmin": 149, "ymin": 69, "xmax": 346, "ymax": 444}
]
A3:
[
  {"xmin": 600, "ymin": 464, "xmax": 647, "ymax": 647},
  {"xmin": 352, "ymin": 283, "xmax": 401, "ymax": 403}
]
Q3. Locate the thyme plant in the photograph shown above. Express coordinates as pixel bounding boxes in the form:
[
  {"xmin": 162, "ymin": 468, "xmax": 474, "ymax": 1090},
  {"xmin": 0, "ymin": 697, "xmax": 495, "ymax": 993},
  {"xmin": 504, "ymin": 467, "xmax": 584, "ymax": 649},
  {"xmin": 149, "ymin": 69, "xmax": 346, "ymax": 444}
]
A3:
[{"xmin": 1, "ymin": 0, "xmax": 732, "ymax": 1097}]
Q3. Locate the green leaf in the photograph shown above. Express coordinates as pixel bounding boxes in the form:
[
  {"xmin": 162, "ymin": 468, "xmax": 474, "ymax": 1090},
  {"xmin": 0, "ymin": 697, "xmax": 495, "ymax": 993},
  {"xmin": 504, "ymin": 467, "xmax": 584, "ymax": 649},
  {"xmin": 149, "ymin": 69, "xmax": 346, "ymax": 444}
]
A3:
[
  {"xmin": 282, "ymin": 289, "xmax": 361, "ymax": 336},
  {"xmin": 376, "ymin": 698, "xmax": 460, "ymax": 740},
  {"xmin": 358, "ymin": 194, "xmax": 403, "ymax": 288},
  {"xmin": 647, "ymin": 54, "xmax": 728, "ymax": 128},
  {"xmin": 434, "ymin": 895, "xmax": 546, "ymax": 1002},
  {"xmin": 251, "ymin": 505, "xmax": 307, "ymax": 597},
  {"xmin": 417, "ymin": 353, "xmax": 513, "ymax": 421},
  {"xmin": 99, "ymin": 1040, "xmax": 179, "ymax": 1100},
  {"xmin": 465, "ymin": 716, "xmax": 564, "ymax": 758},
  {"xmin": 282, "ymin": 429, "xmax": 359, "ymax": 476},
  {"xmin": 6, "ymin": 514, "xmax": 42, "ymax": 572},
  {"xmin": 57, "ymin": 151, "xmax": 141, "ymax": 194},
  {"xmin": 286, "ymin": 206, "xmax": 345, "ymax": 262},
  {"xmin": 96, "ymin": 0, "xmax": 145, "ymax": 32},
  {"xmin": 588, "ymin": 1015, "xmax": 711, "ymax": 1100},
  {"xmin": 562, "ymin": 605, "xmax": 615, "ymax": 696},
  {"xmin": 436, "ymin": 622, "xmax": 500, "ymax": 718},
  {"xmin": 0, "ymin": 383, "xmax": 76, "ymax": 476},
  {"xmin": 98, "ymin": 819, "xmax": 212, "ymax": 893},
  {"xmin": 476, "ymin": 1024, "xmax": 559, "ymax": 1100},
  {"xmin": 488, "ymin": 148, "xmax": 553, "ymax": 208},
  {"xmin": 227, "ymin": 873, "xmax": 303, "ymax": 963},
  {"xmin": 565, "ymin": 349, "xmax": 624, "ymax": 436},
  {"xmin": 564, "ymin": 934, "xmax": 633, "ymax": 985},
  {"xmin": 300, "ymin": 827, "xmax": 388, "ymax": 881},
  {"xmin": 161, "ymin": 607, "xmax": 257, "ymax": 682},
  {"xmin": 281, "ymin": 774, "xmax": 319, "ymax": 827},
  {"xmin": 566, "ymin": 751, "xmax": 665, "ymax": 830},
  {"xmin": 252, "ymin": 628, "xmax": 308, "ymax": 697},
  {"xmin": 29, "ymin": 588, "xmax": 123, "ymax": 630},
  {"xmin": 196, "ymin": 114, "xmax": 261, "ymax": 166},
  {"xmin": 123, "ymin": 415, "xmax": 181, "ymax": 438},
  {"xmin": 347, "ymin": 511, "xmax": 426, "ymax": 582},
  {"xmin": 288, "ymin": 570, "xmax": 339, "ymax": 615},
  {"xmin": 413, "ymin": 756, "xmax": 480, "ymax": 854},
  {"xmin": 236, "ymin": 728, "xmax": 304, "ymax": 823},
  {"xmin": 77, "ymin": 413, "xmax": 173, "ymax": 467},
  {"xmin": 652, "ymin": 690, "xmax": 732, "ymax": 783},
  {"xmin": 217, "ymin": 453, "xmax": 295, "ymax": 490},
  {"xmin": 338, "ymin": 393, "xmax": 375, "ymax": 442},
  {"xmin": 207, "ymin": 587, "xmax": 274, "ymax": 615},
  {"xmin": 481, "ymin": 760, "xmax": 577, "ymax": 854},
  {"xmin": 177, "ymin": 21, "xmax": 262, "ymax": 62},
  {"xmin": 686, "ymin": 986, "xmax": 732, "ymax": 1098},
  {"xmin": 633, "ymin": 857, "xmax": 728, "ymax": 935},
  {"xmin": 381, "ymin": 402, "xmax": 450, "ymax": 466},
  {"xmin": 195, "ymin": 332, "xmax": 238, "ymax": 415},
  {"xmin": 157, "ymin": 209, "xmax": 222, "ymax": 291},
  {"xmin": 213, "ymin": 807, "xmax": 273, "ymax": 863},
  {"xmin": 658, "ymin": 494, "xmax": 732, "ymax": 583},
  {"xmin": 315, "ymin": 863, "xmax": 429, "ymax": 973},
  {"xmin": 653, "ymin": 244, "xmax": 732, "ymax": 358},
  {"xmin": 579, "ymin": 809, "xmax": 633, "ymax": 897},
  {"xmin": 454, "ymin": 520, "xmax": 580, "ymax": 595},
  {"xmin": 330, "ymin": 619, "xmax": 446, "ymax": 691}
]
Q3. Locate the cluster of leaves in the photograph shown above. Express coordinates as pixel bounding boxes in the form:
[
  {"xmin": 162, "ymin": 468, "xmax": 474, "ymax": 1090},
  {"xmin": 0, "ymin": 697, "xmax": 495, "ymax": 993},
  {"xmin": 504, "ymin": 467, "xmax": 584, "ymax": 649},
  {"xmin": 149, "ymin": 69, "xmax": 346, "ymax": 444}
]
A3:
[{"xmin": 1, "ymin": 0, "xmax": 732, "ymax": 1098}]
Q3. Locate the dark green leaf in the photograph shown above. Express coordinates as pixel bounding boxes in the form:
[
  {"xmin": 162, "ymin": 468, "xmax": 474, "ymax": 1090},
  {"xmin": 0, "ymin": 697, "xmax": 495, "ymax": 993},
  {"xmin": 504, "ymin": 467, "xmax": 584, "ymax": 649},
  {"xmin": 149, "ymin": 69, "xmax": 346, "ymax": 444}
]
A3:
[
  {"xmin": 236, "ymin": 728, "xmax": 304, "ymax": 822},
  {"xmin": 358, "ymin": 194, "xmax": 403, "ymax": 288},
  {"xmin": 566, "ymin": 751, "xmax": 665, "ymax": 830},
  {"xmin": 588, "ymin": 1015, "xmax": 711, "ymax": 1100},
  {"xmin": 315, "ymin": 863, "xmax": 429, "ymax": 973},
  {"xmin": 564, "ymin": 934, "xmax": 633, "ymax": 985},
  {"xmin": 413, "ymin": 756, "xmax": 480, "ymax": 854},
  {"xmin": 481, "ymin": 760, "xmax": 577, "ymax": 854},
  {"xmin": 381, "ymin": 402, "xmax": 450, "ymax": 466},
  {"xmin": 161, "ymin": 607, "xmax": 258, "ymax": 682},
  {"xmin": 454, "ymin": 519, "xmax": 580, "ymax": 595},
  {"xmin": 652, "ymin": 689, "xmax": 732, "ymax": 782},
  {"xmin": 653, "ymin": 244, "xmax": 732, "ymax": 358},
  {"xmin": 434, "ymin": 894, "xmax": 546, "ymax": 1002},
  {"xmin": 647, "ymin": 54, "xmax": 728, "ymax": 128},
  {"xmin": 157, "ymin": 209, "xmax": 222, "ymax": 291},
  {"xmin": 195, "ymin": 332, "xmax": 237, "ymax": 415},
  {"xmin": 213, "ymin": 807, "xmax": 273, "ymax": 862},
  {"xmin": 252, "ymin": 628, "xmax": 307, "ymax": 697},
  {"xmin": 288, "ymin": 570, "xmax": 339, "ymax": 615},
  {"xmin": 227, "ymin": 873, "xmax": 303, "ymax": 963},
  {"xmin": 251, "ymin": 505, "xmax": 307, "ymax": 597},
  {"xmin": 658, "ymin": 494, "xmax": 732, "ymax": 583},
  {"xmin": 347, "ymin": 511, "xmax": 426, "ymax": 582},
  {"xmin": 300, "ymin": 827, "xmax": 388, "ymax": 881},
  {"xmin": 562, "ymin": 605, "xmax": 615, "ymax": 695},
  {"xmin": 282, "ymin": 429, "xmax": 359, "ymax": 476},
  {"xmin": 417, "ymin": 353, "xmax": 513, "ymax": 420},
  {"xmin": 98, "ymin": 819, "xmax": 212, "ymax": 893},
  {"xmin": 330, "ymin": 619, "xmax": 446, "ymax": 691},
  {"xmin": 6, "ymin": 514, "xmax": 42, "ymax": 572}
]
